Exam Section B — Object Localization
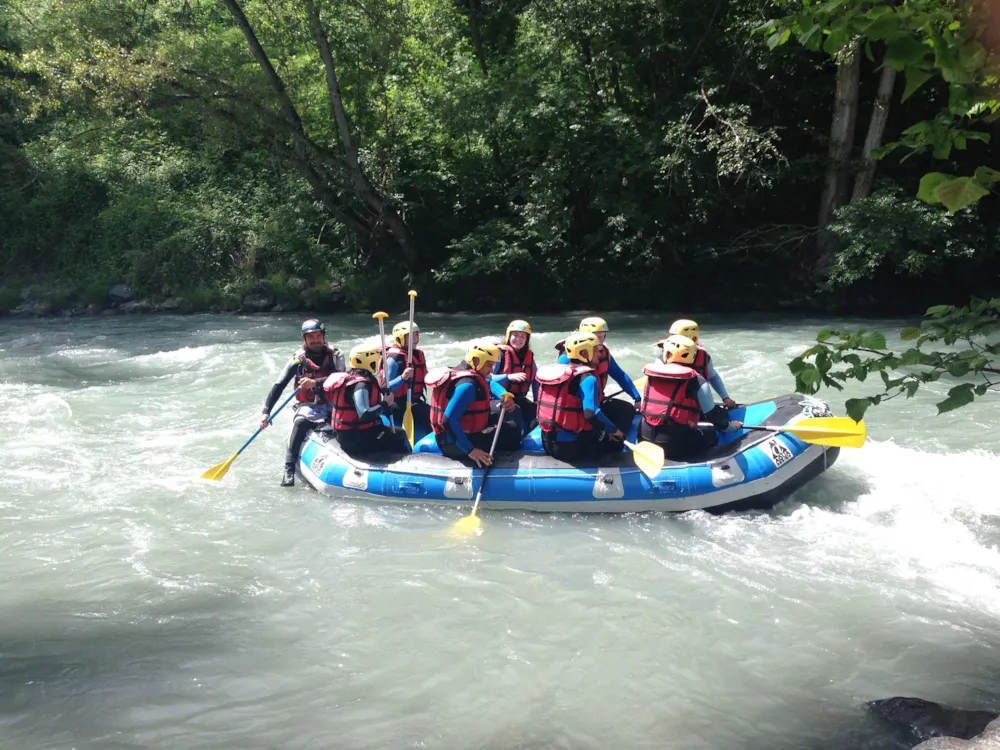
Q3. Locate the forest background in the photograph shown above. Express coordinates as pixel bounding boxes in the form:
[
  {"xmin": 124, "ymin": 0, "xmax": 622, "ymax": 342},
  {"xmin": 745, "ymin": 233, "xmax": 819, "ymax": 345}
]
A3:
[{"xmin": 1, "ymin": 0, "xmax": 998, "ymax": 318}]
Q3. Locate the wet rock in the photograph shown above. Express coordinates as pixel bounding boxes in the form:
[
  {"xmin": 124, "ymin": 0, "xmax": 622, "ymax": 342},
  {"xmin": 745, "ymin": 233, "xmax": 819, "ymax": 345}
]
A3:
[
  {"xmin": 869, "ymin": 697, "xmax": 999, "ymax": 745},
  {"xmin": 271, "ymin": 303, "xmax": 294, "ymax": 313},
  {"xmin": 159, "ymin": 298, "xmax": 181, "ymax": 311},
  {"xmin": 85, "ymin": 303, "xmax": 100, "ymax": 315},
  {"xmin": 288, "ymin": 276, "xmax": 308, "ymax": 291},
  {"xmin": 913, "ymin": 717, "xmax": 1000, "ymax": 749},
  {"xmin": 19, "ymin": 285, "xmax": 41, "ymax": 302},
  {"xmin": 242, "ymin": 282, "xmax": 276, "ymax": 312},
  {"xmin": 11, "ymin": 300, "xmax": 52, "ymax": 316},
  {"xmin": 109, "ymin": 283, "xmax": 134, "ymax": 304},
  {"xmin": 119, "ymin": 300, "xmax": 155, "ymax": 314}
]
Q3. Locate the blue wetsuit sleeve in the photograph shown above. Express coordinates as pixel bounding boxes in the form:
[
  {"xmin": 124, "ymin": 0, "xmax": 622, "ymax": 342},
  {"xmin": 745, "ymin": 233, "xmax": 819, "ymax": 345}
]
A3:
[
  {"xmin": 581, "ymin": 375, "xmax": 618, "ymax": 432},
  {"xmin": 531, "ymin": 379, "xmax": 539, "ymax": 401},
  {"xmin": 386, "ymin": 356, "xmax": 404, "ymax": 393},
  {"xmin": 488, "ymin": 379, "xmax": 509, "ymax": 400},
  {"xmin": 706, "ymin": 358, "xmax": 729, "ymax": 400},
  {"xmin": 444, "ymin": 381, "xmax": 477, "ymax": 454},
  {"xmin": 608, "ymin": 354, "xmax": 641, "ymax": 400},
  {"xmin": 490, "ymin": 358, "xmax": 508, "ymax": 386},
  {"xmin": 262, "ymin": 358, "xmax": 299, "ymax": 414},
  {"xmin": 352, "ymin": 385, "xmax": 383, "ymax": 423},
  {"xmin": 557, "ymin": 352, "xmax": 570, "ymax": 365},
  {"xmin": 698, "ymin": 381, "xmax": 736, "ymax": 432}
]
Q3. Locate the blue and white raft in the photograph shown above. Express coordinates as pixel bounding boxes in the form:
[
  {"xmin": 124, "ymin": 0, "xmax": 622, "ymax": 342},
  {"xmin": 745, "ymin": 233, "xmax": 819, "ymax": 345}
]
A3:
[{"xmin": 298, "ymin": 394, "xmax": 840, "ymax": 514}]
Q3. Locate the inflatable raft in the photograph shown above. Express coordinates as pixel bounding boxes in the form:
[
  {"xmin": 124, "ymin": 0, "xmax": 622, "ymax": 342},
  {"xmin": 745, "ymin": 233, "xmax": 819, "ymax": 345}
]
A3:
[{"xmin": 297, "ymin": 394, "xmax": 840, "ymax": 514}]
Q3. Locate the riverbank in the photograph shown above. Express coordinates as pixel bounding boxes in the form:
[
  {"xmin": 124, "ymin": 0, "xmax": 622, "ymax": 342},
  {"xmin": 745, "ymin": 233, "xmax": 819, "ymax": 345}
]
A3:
[{"xmin": 0, "ymin": 274, "xmax": 986, "ymax": 319}]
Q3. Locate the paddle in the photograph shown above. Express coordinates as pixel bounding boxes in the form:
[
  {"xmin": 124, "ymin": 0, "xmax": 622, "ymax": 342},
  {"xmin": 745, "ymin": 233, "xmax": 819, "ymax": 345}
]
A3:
[
  {"xmin": 373, "ymin": 311, "xmax": 395, "ymax": 433},
  {"xmin": 403, "ymin": 289, "xmax": 417, "ymax": 448},
  {"xmin": 622, "ymin": 440, "xmax": 665, "ymax": 479},
  {"xmin": 202, "ymin": 387, "xmax": 301, "ymax": 481},
  {"xmin": 704, "ymin": 416, "xmax": 867, "ymax": 448},
  {"xmin": 453, "ymin": 394, "xmax": 512, "ymax": 534}
]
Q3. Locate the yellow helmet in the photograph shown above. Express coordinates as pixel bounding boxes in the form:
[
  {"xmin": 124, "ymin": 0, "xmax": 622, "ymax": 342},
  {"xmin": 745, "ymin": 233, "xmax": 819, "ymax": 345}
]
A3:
[
  {"xmin": 579, "ymin": 316, "xmax": 609, "ymax": 334},
  {"xmin": 505, "ymin": 319, "xmax": 532, "ymax": 342},
  {"xmin": 669, "ymin": 319, "xmax": 700, "ymax": 342},
  {"xmin": 465, "ymin": 343, "xmax": 501, "ymax": 369},
  {"xmin": 349, "ymin": 344, "xmax": 380, "ymax": 375},
  {"xmin": 563, "ymin": 332, "xmax": 600, "ymax": 364},
  {"xmin": 662, "ymin": 335, "xmax": 697, "ymax": 365},
  {"xmin": 392, "ymin": 321, "xmax": 419, "ymax": 348}
]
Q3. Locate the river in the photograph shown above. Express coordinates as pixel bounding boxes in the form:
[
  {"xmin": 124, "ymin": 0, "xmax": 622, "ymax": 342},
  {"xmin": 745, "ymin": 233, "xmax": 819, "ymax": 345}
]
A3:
[{"xmin": 1, "ymin": 312, "xmax": 998, "ymax": 749}]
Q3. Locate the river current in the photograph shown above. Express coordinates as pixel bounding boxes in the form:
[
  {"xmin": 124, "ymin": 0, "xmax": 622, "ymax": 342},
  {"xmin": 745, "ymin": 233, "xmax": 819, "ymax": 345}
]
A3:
[{"xmin": 1, "ymin": 312, "xmax": 998, "ymax": 749}]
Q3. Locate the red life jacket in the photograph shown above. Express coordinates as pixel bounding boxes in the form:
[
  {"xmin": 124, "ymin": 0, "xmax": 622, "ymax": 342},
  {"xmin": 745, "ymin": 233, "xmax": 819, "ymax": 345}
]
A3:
[
  {"xmin": 536, "ymin": 364, "xmax": 596, "ymax": 434},
  {"xmin": 323, "ymin": 371, "xmax": 381, "ymax": 431},
  {"xmin": 497, "ymin": 343, "xmax": 536, "ymax": 398},
  {"xmin": 427, "ymin": 367, "xmax": 491, "ymax": 438},
  {"xmin": 384, "ymin": 346, "xmax": 427, "ymax": 400},
  {"xmin": 640, "ymin": 361, "xmax": 702, "ymax": 428},
  {"xmin": 294, "ymin": 346, "xmax": 340, "ymax": 403},
  {"xmin": 655, "ymin": 339, "xmax": 712, "ymax": 380},
  {"xmin": 692, "ymin": 343, "xmax": 711, "ymax": 379},
  {"xmin": 554, "ymin": 340, "xmax": 610, "ymax": 393}
]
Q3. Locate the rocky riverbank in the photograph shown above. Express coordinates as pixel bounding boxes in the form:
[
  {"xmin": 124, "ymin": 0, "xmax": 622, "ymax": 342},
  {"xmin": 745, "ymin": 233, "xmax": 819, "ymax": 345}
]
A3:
[{"xmin": 1, "ymin": 278, "xmax": 347, "ymax": 318}]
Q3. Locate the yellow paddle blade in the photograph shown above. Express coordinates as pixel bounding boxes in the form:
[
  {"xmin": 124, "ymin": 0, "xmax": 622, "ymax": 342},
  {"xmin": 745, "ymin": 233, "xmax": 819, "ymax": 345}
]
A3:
[
  {"xmin": 452, "ymin": 513, "xmax": 482, "ymax": 535},
  {"xmin": 403, "ymin": 402, "xmax": 415, "ymax": 448},
  {"xmin": 777, "ymin": 417, "xmax": 867, "ymax": 448},
  {"xmin": 625, "ymin": 440, "xmax": 664, "ymax": 479},
  {"xmin": 201, "ymin": 453, "xmax": 237, "ymax": 481},
  {"xmin": 633, "ymin": 376, "xmax": 648, "ymax": 391}
]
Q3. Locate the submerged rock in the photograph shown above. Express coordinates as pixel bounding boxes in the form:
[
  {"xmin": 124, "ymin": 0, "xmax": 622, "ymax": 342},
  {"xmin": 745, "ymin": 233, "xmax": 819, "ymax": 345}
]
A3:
[{"xmin": 869, "ymin": 697, "xmax": 999, "ymax": 746}]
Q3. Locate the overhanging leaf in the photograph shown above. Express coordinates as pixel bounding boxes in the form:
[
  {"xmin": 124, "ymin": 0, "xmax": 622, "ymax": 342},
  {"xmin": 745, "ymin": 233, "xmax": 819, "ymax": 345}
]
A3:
[
  {"xmin": 902, "ymin": 69, "xmax": 932, "ymax": 101},
  {"xmin": 932, "ymin": 176, "xmax": 990, "ymax": 213},
  {"xmin": 845, "ymin": 398, "xmax": 871, "ymax": 423},
  {"xmin": 936, "ymin": 383, "xmax": 975, "ymax": 414},
  {"xmin": 884, "ymin": 34, "xmax": 928, "ymax": 70},
  {"xmin": 899, "ymin": 327, "xmax": 920, "ymax": 341},
  {"xmin": 974, "ymin": 166, "xmax": 1000, "ymax": 186},
  {"xmin": 917, "ymin": 172, "xmax": 950, "ymax": 203}
]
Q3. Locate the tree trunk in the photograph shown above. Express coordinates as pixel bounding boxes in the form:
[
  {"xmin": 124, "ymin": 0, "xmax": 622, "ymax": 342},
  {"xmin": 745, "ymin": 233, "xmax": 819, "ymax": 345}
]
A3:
[
  {"xmin": 815, "ymin": 41, "xmax": 861, "ymax": 277},
  {"xmin": 301, "ymin": 0, "xmax": 420, "ymax": 270},
  {"xmin": 851, "ymin": 63, "xmax": 897, "ymax": 204}
]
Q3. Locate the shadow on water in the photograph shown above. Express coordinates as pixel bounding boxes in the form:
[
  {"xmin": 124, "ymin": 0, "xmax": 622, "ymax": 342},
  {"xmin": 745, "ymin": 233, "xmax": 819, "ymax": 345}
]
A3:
[{"xmin": 0, "ymin": 594, "xmax": 243, "ymax": 725}]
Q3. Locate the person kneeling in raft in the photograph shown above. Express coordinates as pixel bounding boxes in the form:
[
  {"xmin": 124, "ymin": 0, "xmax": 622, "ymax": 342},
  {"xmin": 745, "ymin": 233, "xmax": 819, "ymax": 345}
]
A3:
[
  {"xmin": 490, "ymin": 319, "xmax": 538, "ymax": 434},
  {"xmin": 382, "ymin": 320, "xmax": 431, "ymax": 433},
  {"xmin": 555, "ymin": 316, "xmax": 641, "ymax": 430},
  {"xmin": 656, "ymin": 319, "xmax": 736, "ymax": 409},
  {"xmin": 537, "ymin": 332, "xmax": 628, "ymax": 463},
  {"xmin": 640, "ymin": 335, "xmax": 743, "ymax": 460},
  {"xmin": 323, "ymin": 345, "xmax": 409, "ymax": 457},
  {"xmin": 428, "ymin": 344, "xmax": 523, "ymax": 468}
]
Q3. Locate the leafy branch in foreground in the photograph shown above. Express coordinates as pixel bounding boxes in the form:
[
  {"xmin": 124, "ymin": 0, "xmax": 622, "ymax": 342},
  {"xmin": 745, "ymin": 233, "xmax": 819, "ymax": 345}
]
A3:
[{"xmin": 789, "ymin": 298, "xmax": 1000, "ymax": 421}]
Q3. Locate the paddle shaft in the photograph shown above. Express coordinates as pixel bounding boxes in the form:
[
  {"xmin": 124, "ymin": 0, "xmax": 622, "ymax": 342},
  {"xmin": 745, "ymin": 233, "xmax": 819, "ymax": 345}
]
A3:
[
  {"xmin": 375, "ymin": 314, "xmax": 395, "ymax": 432},
  {"xmin": 246, "ymin": 387, "xmax": 301, "ymax": 455},
  {"xmin": 470, "ymin": 407, "xmax": 506, "ymax": 516},
  {"xmin": 405, "ymin": 292, "xmax": 416, "ymax": 407}
]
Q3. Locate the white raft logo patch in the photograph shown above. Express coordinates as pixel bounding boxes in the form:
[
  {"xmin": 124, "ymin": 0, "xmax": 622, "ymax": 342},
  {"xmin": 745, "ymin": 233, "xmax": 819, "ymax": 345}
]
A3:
[
  {"xmin": 764, "ymin": 438, "xmax": 793, "ymax": 468},
  {"xmin": 310, "ymin": 454, "xmax": 327, "ymax": 476}
]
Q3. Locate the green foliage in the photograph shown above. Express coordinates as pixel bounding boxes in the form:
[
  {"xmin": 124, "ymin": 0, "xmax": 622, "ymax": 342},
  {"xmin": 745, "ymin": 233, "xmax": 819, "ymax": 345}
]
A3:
[
  {"xmin": 790, "ymin": 298, "xmax": 1000, "ymax": 419},
  {"xmin": 825, "ymin": 188, "xmax": 991, "ymax": 287}
]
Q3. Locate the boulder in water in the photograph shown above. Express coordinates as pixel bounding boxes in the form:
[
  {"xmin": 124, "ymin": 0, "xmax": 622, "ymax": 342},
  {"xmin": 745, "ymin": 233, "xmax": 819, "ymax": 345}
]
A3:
[
  {"xmin": 912, "ymin": 717, "xmax": 1000, "ymax": 749},
  {"xmin": 868, "ymin": 697, "xmax": 999, "ymax": 745},
  {"xmin": 109, "ymin": 283, "xmax": 134, "ymax": 304}
]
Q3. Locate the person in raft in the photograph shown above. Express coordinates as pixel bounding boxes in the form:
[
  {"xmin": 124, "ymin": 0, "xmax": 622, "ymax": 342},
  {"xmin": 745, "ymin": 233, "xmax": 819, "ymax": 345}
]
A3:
[
  {"xmin": 656, "ymin": 319, "xmax": 736, "ymax": 409},
  {"xmin": 490, "ymin": 319, "xmax": 538, "ymax": 433},
  {"xmin": 640, "ymin": 335, "xmax": 743, "ymax": 460},
  {"xmin": 381, "ymin": 320, "xmax": 431, "ymax": 432},
  {"xmin": 322, "ymin": 344, "xmax": 408, "ymax": 458},
  {"xmin": 428, "ymin": 343, "xmax": 523, "ymax": 467},
  {"xmin": 260, "ymin": 318, "xmax": 346, "ymax": 487},
  {"xmin": 555, "ymin": 316, "xmax": 641, "ymax": 430},
  {"xmin": 537, "ymin": 332, "xmax": 627, "ymax": 463}
]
